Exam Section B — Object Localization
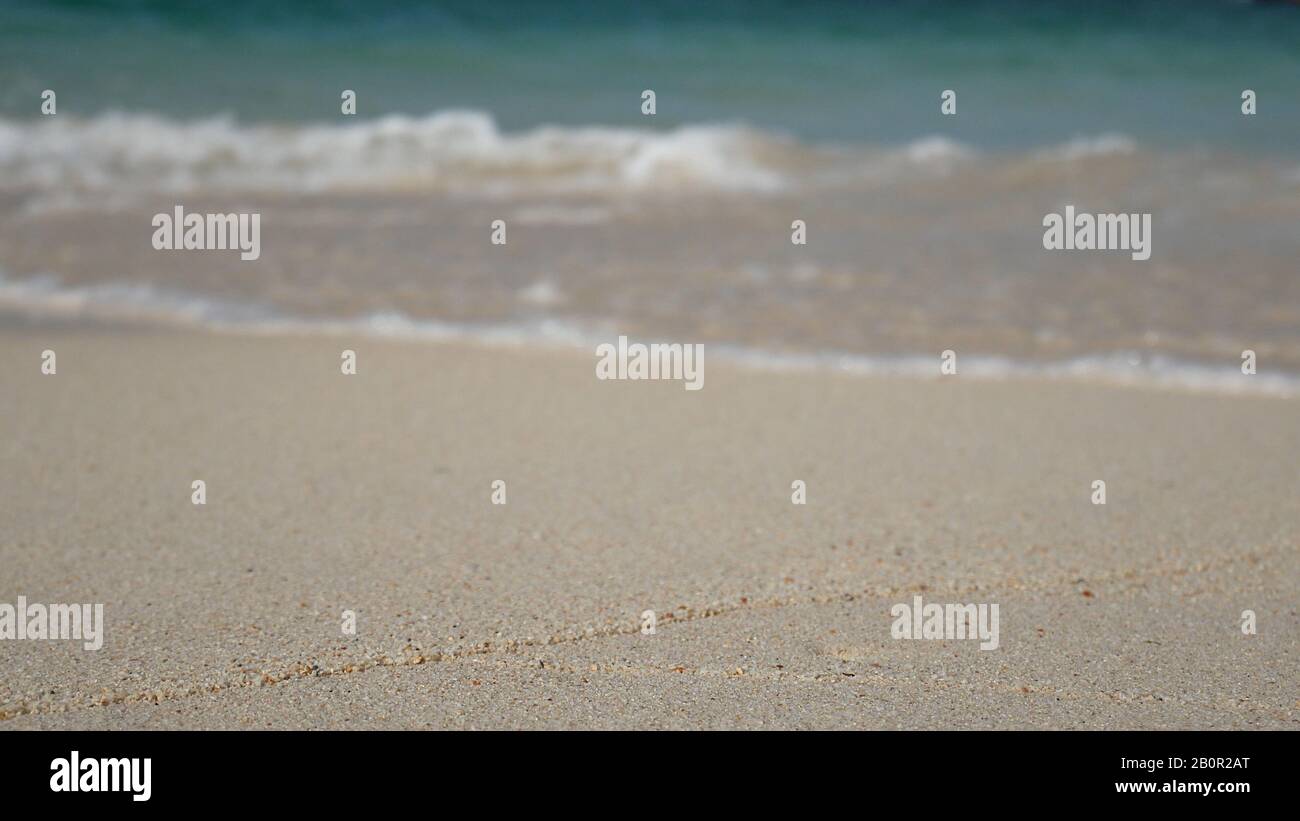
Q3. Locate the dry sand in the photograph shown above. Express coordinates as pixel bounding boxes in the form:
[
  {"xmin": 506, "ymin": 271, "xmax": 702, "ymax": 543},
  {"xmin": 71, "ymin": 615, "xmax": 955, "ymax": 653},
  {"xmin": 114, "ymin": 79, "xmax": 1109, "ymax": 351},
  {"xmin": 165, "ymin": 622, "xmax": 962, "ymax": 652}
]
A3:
[{"xmin": 1, "ymin": 328, "xmax": 1296, "ymax": 729}]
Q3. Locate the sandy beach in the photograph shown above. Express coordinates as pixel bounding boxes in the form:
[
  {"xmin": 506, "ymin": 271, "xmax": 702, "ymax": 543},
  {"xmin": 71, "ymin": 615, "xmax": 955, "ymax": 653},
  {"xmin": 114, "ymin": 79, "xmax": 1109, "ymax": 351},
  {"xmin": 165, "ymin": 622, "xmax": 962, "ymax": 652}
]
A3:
[{"xmin": 1, "ymin": 327, "xmax": 1295, "ymax": 729}]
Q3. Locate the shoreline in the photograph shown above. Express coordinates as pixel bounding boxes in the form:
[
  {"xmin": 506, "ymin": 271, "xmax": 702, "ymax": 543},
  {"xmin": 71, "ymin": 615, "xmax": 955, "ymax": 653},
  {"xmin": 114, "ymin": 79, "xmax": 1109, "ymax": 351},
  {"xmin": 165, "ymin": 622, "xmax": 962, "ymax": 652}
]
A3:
[{"xmin": 3, "ymin": 308, "xmax": 1298, "ymax": 400}]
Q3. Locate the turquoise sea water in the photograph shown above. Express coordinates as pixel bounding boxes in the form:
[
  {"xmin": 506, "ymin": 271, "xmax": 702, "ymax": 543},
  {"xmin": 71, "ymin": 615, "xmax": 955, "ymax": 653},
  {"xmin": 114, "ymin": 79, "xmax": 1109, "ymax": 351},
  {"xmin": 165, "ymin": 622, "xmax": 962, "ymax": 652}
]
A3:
[{"xmin": 3, "ymin": 0, "xmax": 1299, "ymax": 152}]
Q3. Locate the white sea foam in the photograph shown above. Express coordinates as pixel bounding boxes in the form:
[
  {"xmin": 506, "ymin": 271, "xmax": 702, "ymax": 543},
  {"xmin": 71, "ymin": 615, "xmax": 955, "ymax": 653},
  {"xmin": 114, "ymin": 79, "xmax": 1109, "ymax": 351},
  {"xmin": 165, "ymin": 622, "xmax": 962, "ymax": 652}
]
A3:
[
  {"xmin": 2, "ymin": 271, "xmax": 1294, "ymax": 398},
  {"xmin": 0, "ymin": 273, "xmax": 274, "ymax": 326},
  {"xmin": 0, "ymin": 111, "xmax": 790, "ymax": 199},
  {"xmin": 516, "ymin": 279, "xmax": 566, "ymax": 307},
  {"xmin": 1032, "ymin": 133, "xmax": 1138, "ymax": 162},
  {"xmin": 898, "ymin": 135, "xmax": 974, "ymax": 165},
  {"xmin": 0, "ymin": 111, "xmax": 1145, "ymax": 204}
]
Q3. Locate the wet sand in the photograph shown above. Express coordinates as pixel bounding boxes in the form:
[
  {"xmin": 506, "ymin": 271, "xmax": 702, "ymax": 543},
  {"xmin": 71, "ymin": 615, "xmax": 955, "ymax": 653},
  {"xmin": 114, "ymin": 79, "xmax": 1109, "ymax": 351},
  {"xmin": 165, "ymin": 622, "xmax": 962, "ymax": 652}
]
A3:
[{"xmin": 1, "ymin": 328, "xmax": 1296, "ymax": 728}]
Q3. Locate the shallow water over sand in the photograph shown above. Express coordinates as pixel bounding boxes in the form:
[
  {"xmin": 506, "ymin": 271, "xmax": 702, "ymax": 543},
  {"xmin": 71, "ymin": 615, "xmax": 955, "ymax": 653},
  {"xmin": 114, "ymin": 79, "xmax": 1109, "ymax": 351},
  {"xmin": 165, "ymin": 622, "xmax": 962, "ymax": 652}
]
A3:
[{"xmin": 2, "ymin": 116, "xmax": 1298, "ymax": 382}]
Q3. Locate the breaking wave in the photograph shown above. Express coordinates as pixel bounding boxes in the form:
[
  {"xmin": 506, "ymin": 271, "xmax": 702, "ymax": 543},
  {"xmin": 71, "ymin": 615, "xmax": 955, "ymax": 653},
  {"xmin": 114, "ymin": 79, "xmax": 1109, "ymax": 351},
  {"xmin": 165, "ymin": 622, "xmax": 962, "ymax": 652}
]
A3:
[{"xmin": 0, "ymin": 110, "xmax": 1145, "ymax": 200}]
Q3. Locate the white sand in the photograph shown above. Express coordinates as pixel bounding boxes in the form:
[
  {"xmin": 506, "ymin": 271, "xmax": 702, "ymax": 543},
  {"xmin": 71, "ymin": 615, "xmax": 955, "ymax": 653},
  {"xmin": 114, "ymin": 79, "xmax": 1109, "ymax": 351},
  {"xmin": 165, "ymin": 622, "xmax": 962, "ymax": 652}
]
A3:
[{"xmin": 1, "ymin": 329, "xmax": 1296, "ymax": 728}]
